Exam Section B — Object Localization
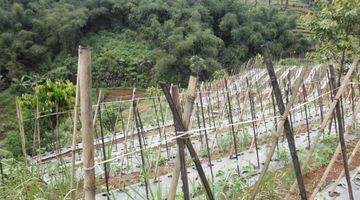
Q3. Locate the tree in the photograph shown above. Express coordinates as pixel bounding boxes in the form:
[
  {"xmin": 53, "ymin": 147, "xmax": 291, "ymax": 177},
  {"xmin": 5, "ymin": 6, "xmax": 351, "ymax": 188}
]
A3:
[{"xmin": 303, "ymin": 0, "xmax": 359, "ymax": 70}]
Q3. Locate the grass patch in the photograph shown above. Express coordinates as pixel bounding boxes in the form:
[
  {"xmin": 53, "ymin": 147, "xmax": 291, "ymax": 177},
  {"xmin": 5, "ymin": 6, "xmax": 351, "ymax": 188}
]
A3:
[{"xmin": 0, "ymin": 88, "xmax": 17, "ymax": 135}]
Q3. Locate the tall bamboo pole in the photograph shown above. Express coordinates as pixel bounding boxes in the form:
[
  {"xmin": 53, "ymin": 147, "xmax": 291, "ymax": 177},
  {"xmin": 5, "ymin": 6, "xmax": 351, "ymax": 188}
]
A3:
[
  {"xmin": 302, "ymin": 84, "xmax": 311, "ymax": 149},
  {"xmin": 79, "ymin": 46, "xmax": 96, "ymax": 200},
  {"xmin": 168, "ymin": 76, "xmax": 197, "ymax": 200},
  {"xmin": 198, "ymin": 86, "xmax": 214, "ymax": 179},
  {"xmin": 261, "ymin": 44, "xmax": 307, "ymax": 200},
  {"xmin": 250, "ymin": 68, "xmax": 307, "ymax": 200},
  {"xmin": 70, "ymin": 59, "xmax": 80, "ymax": 199},
  {"xmin": 224, "ymin": 78, "xmax": 241, "ymax": 175},
  {"xmin": 133, "ymin": 100, "xmax": 150, "ymax": 200},
  {"xmin": 16, "ymin": 97, "xmax": 28, "ymax": 168},
  {"xmin": 286, "ymin": 58, "xmax": 358, "ymax": 198},
  {"xmin": 328, "ymin": 64, "xmax": 354, "ymax": 200},
  {"xmin": 310, "ymin": 101, "xmax": 360, "ymax": 199}
]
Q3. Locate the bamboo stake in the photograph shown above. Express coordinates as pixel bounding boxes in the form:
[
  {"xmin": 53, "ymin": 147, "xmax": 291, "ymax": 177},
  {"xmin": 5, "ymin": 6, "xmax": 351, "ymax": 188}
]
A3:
[
  {"xmin": 329, "ymin": 130, "xmax": 360, "ymax": 197},
  {"xmin": 286, "ymin": 58, "xmax": 358, "ymax": 198},
  {"xmin": 16, "ymin": 97, "xmax": 28, "ymax": 168},
  {"xmin": 170, "ymin": 85, "xmax": 190, "ymax": 200},
  {"xmin": 158, "ymin": 96, "xmax": 170, "ymax": 160},
  {"xmin": 168, "ymin": 77, "xmax": 197, "ymax": 200},
  {"xmin": 196, "ymin": 102, "xmax": 204, "ymax": 148},
  {"xmin": 198, "ymin": 86, "xmax": 214, "ymax": 179},
  {"xmin": 246, "ymin": 78, "xmax": 260, "ymax": 168},
  {"xmin": 133, "ymin": 100, "xmax": 150, "ymax": 200},
  {"xmin": 79, "ymin": 46, "xmax": 96, "ymax": 200},
  {"xmin": 118, "ymin": 88, "xmax": 136, "ymax": 186},
  {"xmin": 98, "ymin": 97, "xmax": 110, "ymax": 199},
  {"xmin": 161, "ymin": 82, "xmax": 214, "ymax": 200},
  {"xmin": 328, "ymin": 64, "xmax": 354, "ymax": 200},
  {"xmin": 70, "ymin": 61, "xmax": 80, "ymax": 199},
  {"xmin": 302, "ymin": 84, "xmax": 311, "ymax": 149},
  {"xmin": 261, "ymin": 44, "xmax": 307, "ymax": 200},
  {"xmin": 224, "ymin": 78, "xmax": 241, "ymax": 176},
  {"xmin": 250, "ymin": 68, "xmax": 307, "ymax": 200},
  {"xmin": 310, "ymin": 100, "xmax": 360, "ymax": 199}
]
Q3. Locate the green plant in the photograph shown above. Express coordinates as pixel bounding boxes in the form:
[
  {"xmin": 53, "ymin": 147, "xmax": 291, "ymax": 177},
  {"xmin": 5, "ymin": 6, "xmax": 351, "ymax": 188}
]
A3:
[
  {"xmin": 0, "ymin": 159, "xmax": 71, "ymax": 199},
  {"xmin": 5, "ymin": 80, "xmax": 76, "ymax": 157},
  {"xmin": 276, "ymin": 145, "xmax": 290, "ymax": 165}
]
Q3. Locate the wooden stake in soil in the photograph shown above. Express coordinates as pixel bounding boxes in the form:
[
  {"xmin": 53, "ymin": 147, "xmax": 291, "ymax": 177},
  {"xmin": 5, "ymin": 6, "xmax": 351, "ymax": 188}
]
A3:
[
  {"xmin": 98, "ymin": 101, "xmax": 110, "ymax": 199},
  {"xmin": 70, "ymin": 62, "xmax": 80, "ymax": 200},
  {"xmin": 310, "ymin": 101, "xmax": 360, "ymax": 199},
  {"xmin": 198, "ymin": 87, "xmax": 214, "ymax": 179},
  {"xmin": 158, "ymin": 96, "xmax": 170, "ymax": 160},
  {"xmin": 286, "ymin": 58, "xmax": 359, "ymax": 198},
  {"xmin": 224, "ymin": 78, "xmax": 241, "ymax": 175},
  {"xmin": 161, "ymin": 81, "xmax": 214, "ymax": 200},
  {"xmin": 328, "ymin": 64, "xmax": 354, "ymax": 200},
  {"xmin": 246, "ymin": 78, "xmax": 260, "ymax": 168},
  {"xmin": 317, "ymin": 84, "xmax": 324, "ymax": 122},
  {"xmin": 250, "ymin": 68, "xmax": 307, "ymax": 200},
  {"xmin": 167, "ymin": 77, "xmax": 198, "ymax": 200},
  {"xmin": 79, "ymin": 46, "xmax": 96, "ymax": 200},
  {"xmin": 171, "ymin": 86, "xmax": 190, "ymax": 200},
  {"xmin": 287, "ymin": 72, "xmax": 295, "ymax": 130},
  {"xmin": 261, "ymin": 44, "xmax": 307, "ymax": 200},
  {"xmin": 302, "ymin": 84, "xmax": 311, "ymax": 149},
  {"xmin": 16, "ymin": 97, "xmax": 28, "ymax": 168},
  {"xmin": 195, "ymin": 102, "xmax": 204, "ymax": 148},
  {"xmin": 132, "ymin": 100, "xmax": 150, "ymax": 200}
]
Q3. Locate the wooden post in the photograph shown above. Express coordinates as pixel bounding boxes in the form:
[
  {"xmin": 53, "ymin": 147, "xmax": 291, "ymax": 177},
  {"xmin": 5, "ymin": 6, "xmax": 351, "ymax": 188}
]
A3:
[
  {"xmin": 16, "ymin": 98, "xmax": 28, "ymax": 168},
  {"xmin": 133, "ymin": 100, "xmax": 150, "ymax": 200},
  {"xmin": 270, "ymin": 89, "xmax": 280, "ymax": 153},
  {"xmin": 246, "ymin": 78, "xmax": 260, "ymax": 168},
  {"xmin": 198, "ymin": 87, "xmax": 214, "ymax": 179},
  {"xmin": 286, "ymin": 58, "xmax": 358, "ymax": 198},
  {"xmin": 287, "ymin": 72, "xmax": 294, "ymax": 130},
  {"xmin": 98, "ymin": 101, "xmax": 110, "ymax": 199},
  {"xmin": 257, "ymin": 85, "xmax": 268, "ymax": 133},
  {"xmin": 302, "ymin": 84, "xmax": 311, "ymax": 149},
  {"xmin": 250, "ymin": 68, "xmax": 307, "ymax": 200},
  {"xmin": 317, "ymin": 84, "xmax": 324, "ymax": 122},
  {"xmin": 168, "ymin": 76, "xmax": 198, "ymax": 200},
  {"xmin": 224, "ymin": 78, "xmax": 241, "ymax": 175},
  {"xmin": 158, "ymin": 96, "xmax": 170, "ymax": 160},
  {"xmin": 161, "ymin": 79, "xmax": 214, "ymax": 200},
  {"xmin": 79, "ymin": 46, "xmax": 96, "ymax": 200},
  {"xmin": 328, "ymin": 64, "xmax": 354, "ymax": 200},
  {"xmin": 206, "ymin": 85, "xmax": 217, "ymax": 129},
  {"xmin": 171, "ymin": 86, "xmax": 190, "ymax": 200},
  {"xmin": 195, "ymin": 102, "xmax": 204, "ymax": 148},
  {"xmin": 261, "ymin": 44, "xmax": 307, "ymax": 200},
  {"xmin": 310, "ymin": 101, "xmax": 360, "ymax": 199},
  {"xmin": 70, "ymin": 61, "xmax": 80, "ymax": 199}
]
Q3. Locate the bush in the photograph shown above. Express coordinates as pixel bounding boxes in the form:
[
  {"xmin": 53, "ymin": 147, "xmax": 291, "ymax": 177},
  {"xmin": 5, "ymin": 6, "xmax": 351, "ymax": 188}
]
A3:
[{"xmin": 3, "ymin": 131, "xmax": 21, "ymax": 157}]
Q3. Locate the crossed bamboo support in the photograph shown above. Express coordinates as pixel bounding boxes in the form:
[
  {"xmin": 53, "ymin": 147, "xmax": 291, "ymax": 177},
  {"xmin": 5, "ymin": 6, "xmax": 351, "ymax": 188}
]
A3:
[{"xmin": 285, "ymin": 58, "xmax": 359, "ymax": 199}]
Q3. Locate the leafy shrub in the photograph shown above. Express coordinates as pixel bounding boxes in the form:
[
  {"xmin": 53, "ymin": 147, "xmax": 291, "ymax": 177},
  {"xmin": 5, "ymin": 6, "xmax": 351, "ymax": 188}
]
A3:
[
  {"xmin": 3, "ymin": 131, "xmax": 21, "ymax": 158},
  {"xmin": 11, "ymin": 80, "xmax": 76, "ymax": 155}
]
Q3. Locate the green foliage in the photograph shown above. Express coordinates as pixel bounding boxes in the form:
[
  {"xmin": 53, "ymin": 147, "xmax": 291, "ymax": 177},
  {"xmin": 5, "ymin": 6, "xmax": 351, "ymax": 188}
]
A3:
[
  {"xmin": 5, "ymin": 80, "xmax": 76, "ymax": 156},
  {"xmin": 302, "ymin": 0, "xmax": 359, "ymax": 65},
  {"xmin": 214, "ymin": 170, "xmax": 248, "ymax": 199},
  {"xmin": 0, "ymin": 0, "xmax": 309, "ymax": 90},
  {"xmin": 212, "ymin": 69, "xmax": 229, "ymax": 80},
  {"xmin": 81, "ymin": 31, "xmax": 154, "ymax": 88},
  {"xmin": 277, "ymin": 144, "xmax": 290, "ymax": 165},
  {"xmin": 0, "ymin": 159, "xmax": 71, "ymax": 199},
  {"xmin": 145, "ymin": 86, "xmax": 162, "ymax": 97},
  {"xmin": 3, "ymin": 131, "xmax": 20, "ymax": 157}
]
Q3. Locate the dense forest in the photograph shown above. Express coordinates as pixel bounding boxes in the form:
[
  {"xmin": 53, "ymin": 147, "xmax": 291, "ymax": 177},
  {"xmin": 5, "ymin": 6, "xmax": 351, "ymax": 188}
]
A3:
[{"xmin": 0, "ymin": 0, "xmax": 310, "ymax": 90}]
